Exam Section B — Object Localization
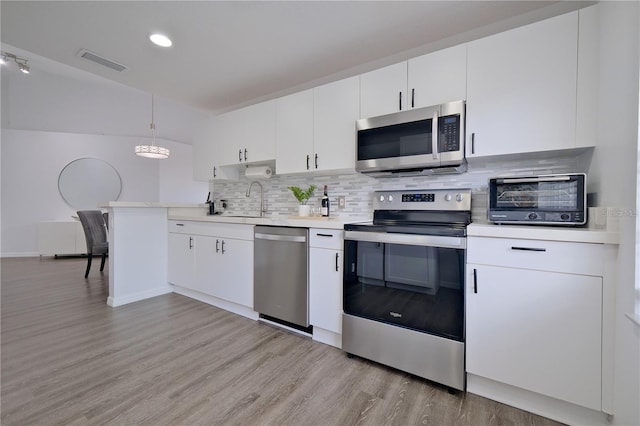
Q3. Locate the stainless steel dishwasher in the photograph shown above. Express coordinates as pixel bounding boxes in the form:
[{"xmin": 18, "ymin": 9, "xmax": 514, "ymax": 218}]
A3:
[{"xmin": 254, "ymin": 226, "xmax": 309, "ymax": 329}]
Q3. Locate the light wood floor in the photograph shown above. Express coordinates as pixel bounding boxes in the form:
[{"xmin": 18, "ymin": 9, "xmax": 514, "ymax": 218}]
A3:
[{"xmin": 1, "ymin": 257, "xmax": 563, "ymax": 426}]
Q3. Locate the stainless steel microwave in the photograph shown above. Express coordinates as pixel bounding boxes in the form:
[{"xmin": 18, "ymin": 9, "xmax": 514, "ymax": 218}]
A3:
[
  {"xmin": 488, "ymin": 173, "xmax": 587, "ymax": 226},
  {"xmin": 355, "ymin": 100, "xmax": 466, "ymax": 177}
]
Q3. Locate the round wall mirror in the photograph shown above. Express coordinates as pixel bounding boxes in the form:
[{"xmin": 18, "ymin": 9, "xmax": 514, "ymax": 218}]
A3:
[{"xmin": 58, "ymin": 158, "xmax": 122, "ymax": 210}]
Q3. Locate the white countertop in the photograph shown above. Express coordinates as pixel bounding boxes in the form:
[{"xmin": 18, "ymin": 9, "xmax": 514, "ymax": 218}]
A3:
[
  {"xmin": 468, "ymin": 222, "xmax": 619, "ymax": 244},
  {"xmin": 169, "ymin": 214, "xmax": 369, "ymax": 229},
  {"xmin": 100, "ymin": 202, "xmax": 206, "ymax": 208}
]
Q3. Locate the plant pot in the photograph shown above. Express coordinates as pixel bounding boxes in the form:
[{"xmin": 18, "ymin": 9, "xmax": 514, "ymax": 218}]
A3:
[{"xmin": 298, "ymin": 204, "xmax": 311, "ymax": 217}]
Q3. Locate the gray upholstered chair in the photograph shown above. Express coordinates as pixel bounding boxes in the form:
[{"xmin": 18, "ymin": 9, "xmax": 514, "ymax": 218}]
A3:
[{"xmin": 77, "ymin": 210, "xmax": 108, "ymax": 278}]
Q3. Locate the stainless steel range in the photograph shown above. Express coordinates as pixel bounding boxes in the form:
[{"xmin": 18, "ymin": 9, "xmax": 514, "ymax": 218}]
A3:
[{"xmin": 343, "ymin": 188, "xmax": 471, "ymax": 391}]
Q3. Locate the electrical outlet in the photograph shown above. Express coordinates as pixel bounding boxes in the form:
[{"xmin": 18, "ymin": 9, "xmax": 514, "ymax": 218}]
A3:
[{"xmin": 338, "ymin": 196, "xmax": 346, "ymax": 209}]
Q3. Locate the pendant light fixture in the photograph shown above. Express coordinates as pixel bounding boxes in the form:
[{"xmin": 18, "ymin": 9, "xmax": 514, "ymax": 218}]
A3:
[{"xmin": 135, "ymin": 94, "xmax": 170, "ymax": 159}]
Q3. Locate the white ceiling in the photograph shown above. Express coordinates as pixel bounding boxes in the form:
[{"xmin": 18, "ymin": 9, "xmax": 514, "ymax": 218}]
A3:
[{"xmin": 1, "ymin": 1, "xmax": 588, "ymax": 114}]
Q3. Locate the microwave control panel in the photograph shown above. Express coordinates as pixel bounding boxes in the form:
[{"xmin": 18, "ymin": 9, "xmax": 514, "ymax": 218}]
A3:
[
  {"xmin": 374, "ymin": 188, "xmax": 471, "ymax": 212},
  {"xmin": 438, "ymin": 115, "xmax": 460, "ymax": 152}
]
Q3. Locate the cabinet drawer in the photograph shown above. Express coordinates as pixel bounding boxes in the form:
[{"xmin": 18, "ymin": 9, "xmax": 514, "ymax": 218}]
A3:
[
  {"xmin": 467, "ymin": 236, "xmax": 604, "ymax": 276},
  {"xmin": 168, "ymin": 220, "xmax": 254, "ymax": 240},
  {"xmin": 309, "ymin": 228, "xmax": 343, "ymax": 249}
]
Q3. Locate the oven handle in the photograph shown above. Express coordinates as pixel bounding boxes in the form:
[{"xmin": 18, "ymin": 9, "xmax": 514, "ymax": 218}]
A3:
[
  {"xmin": 497, "ymin": 176, "xmax": 571, "ymax": 184},
  {"xmin": 344, "ymin": 230, "xmax": 466, "ymax": 249}
]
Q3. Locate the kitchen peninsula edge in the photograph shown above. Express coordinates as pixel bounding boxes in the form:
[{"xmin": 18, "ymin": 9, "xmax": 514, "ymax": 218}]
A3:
[{"xmin": 101, "ymin": 201, "xmax": 366, "ymax": 307}]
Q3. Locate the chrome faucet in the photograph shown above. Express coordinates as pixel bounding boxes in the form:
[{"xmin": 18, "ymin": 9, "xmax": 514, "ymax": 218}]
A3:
[{"xmin": 246, "ymin": 181, "xmax": 265, "ymax": 217}]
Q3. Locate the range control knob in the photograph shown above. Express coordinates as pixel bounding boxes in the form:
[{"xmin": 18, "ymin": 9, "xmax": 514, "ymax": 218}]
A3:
[
  {"xmin": 388, "ymin": 195, "xmax": 394, "ymax": 202},
  {"xmin": 528, "ymin": 213, "xmax": 538, "ymax": 220},
  {"xmin": 379, "ymin": 195, "xmax": 385, "ymax": 202},
  {"xmin": 456, "ymin": 193, "xmax": 464, "ymax": 202},
  {"xmin": 445, "ymin": 194, "xmax": 453, "ymax": 202}
]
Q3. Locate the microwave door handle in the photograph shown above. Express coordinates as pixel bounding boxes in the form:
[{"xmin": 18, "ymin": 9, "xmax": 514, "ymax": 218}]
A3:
[
  {"xmin": 500, "ymin": 176, "xmax": 571, "ymax": 184},
  {"xmin": 432, "ymin": 111, "xmax": 439, "ymax": 160}
]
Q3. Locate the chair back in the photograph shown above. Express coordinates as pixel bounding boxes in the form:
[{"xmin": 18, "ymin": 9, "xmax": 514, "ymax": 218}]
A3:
[{"xmin": 77, "ymin": 210, "xmax": 108, "ymax": 255}]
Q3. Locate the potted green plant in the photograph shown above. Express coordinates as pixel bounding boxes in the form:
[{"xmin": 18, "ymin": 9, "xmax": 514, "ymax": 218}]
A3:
[{"xmin": 288, "ymin": 185, "xmax": 317, "ymax": 216}]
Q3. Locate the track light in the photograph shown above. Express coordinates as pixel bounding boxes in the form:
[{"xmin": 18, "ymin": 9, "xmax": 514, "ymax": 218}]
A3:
[{"xmin": 0, "ymin": 51, "xmax": 30, "ymax": 74}]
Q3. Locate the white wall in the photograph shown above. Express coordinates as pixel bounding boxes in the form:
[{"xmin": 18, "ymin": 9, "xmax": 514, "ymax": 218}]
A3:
[
  {"xmin": 585, "ymin": 3, "xmax": 640, "ymax": 425},
  {"xmin": 0, "ymin": 50, "xmax": 209, "ymax": 256}
]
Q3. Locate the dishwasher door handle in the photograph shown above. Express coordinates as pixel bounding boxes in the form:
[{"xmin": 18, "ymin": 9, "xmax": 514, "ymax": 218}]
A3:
[{"xmin": 255, "ymin": 233, "xmax": 307, "ymax": 243}]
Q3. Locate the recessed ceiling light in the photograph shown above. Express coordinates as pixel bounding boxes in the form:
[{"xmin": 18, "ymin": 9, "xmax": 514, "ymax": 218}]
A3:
[{"xmin": 149, "ymin": 33, "xmax": 172, "ymax": 47}]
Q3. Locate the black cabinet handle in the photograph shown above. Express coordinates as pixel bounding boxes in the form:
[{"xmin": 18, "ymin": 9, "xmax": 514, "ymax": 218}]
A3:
[
  {"xmin": 176, "ymin": 223, "xmax": 185, "ymax": 227},
  {"xmin": 411, "ymin": 88, "xmax": 415, "ymax": 108},
  {"xmin": 511, "ymin": 246, "xmax": 547, "ymax": 252},
  {"xmin": 399, "ymin": 91, "xmax": 402, "ymax": 110},
  {"xmin": 306, "ymin": 154, "xmax": 310, "ymax": 170},
  {"xmin": 473, "ymin": 268, "xmax": 478, "ymax": 294},
  {"xmin": 315, "ymin": 153, "xmax": 318, "ymax": 169},
  {"xmin": 221, "ymin": 240, "xmax": 226, "ymax": 254},
  {"xmin": 238, "ymin": 149, "xmax": 242, "ymax": 162},
  {"xmin": 213, "ymin": 166, "xmax": 217, "ymax": 178},
  {"xmin": 471, "ymin": 133, "xmax": 475, "ymax": 154},
  {"xmin": 216, "ymin": 239, "xmax": 220, "ymax": 253},
  {"xmin": 244, "ymin": 148, "xmax": 248, "ymax": 161},
  {"xmin": 316, "ymin": 233, "xmax": 333, "ymax": 237},
  {"xmin": 335, "ymin": 252, "xmax": 339, "ymax": 272},
  {"xmin": 189, "ymin": 237, "xmax": 193, "ymax": 250}
]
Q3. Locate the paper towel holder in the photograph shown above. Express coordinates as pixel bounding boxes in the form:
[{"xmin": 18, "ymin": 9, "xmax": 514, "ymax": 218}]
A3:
[{"xmin": 244, "ymin": 165, "xmax": 273, "ymax": 179}]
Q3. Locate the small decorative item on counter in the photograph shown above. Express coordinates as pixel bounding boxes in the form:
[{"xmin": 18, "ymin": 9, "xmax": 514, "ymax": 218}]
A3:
[
  {"xmin": 321, "ymin": 185, "xmax": 330, "ymax": 217},
  {"xmin": 288, "ymin": 185, "xmax": 317, "ymax": 217}
]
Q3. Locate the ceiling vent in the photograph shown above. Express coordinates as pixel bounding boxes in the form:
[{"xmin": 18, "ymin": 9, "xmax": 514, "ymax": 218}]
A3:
[{"xmin": 77, "ymin": 49, "xmax": 127, "ymax": 72}]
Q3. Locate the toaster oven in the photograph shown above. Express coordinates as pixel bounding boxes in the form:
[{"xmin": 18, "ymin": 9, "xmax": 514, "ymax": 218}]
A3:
[{"xmin": 488, "ymin": 174, "xmax": 586, "ymax": 226}]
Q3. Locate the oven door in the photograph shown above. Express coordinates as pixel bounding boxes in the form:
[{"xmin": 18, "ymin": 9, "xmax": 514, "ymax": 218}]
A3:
[{"xmin": 343, "ymin": 231, "xmax": 466, "ymax": 341}]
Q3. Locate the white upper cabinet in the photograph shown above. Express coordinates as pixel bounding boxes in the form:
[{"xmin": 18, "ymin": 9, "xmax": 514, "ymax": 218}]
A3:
[
  {"xmin": 360, "ymin": 62, "xmax": 408, "ymax": 118},
  {"xmin": 276, "ymin": 76, "xmax": 359, "ymax": 175},
  {"xmin": 314, "ymin": 76, "xmax": 359, "ymax": 173},
  {"xmin": 360, "ymin": 45, "xmax": 467, "ymax": 118},
  {"xmin": 275, "ymin": 89, "xmax": 314, "ymax": 174},
  {"xmin": 193, "ymin": 115, "xmax": 239, "ymax": 181},
  {"xmin": 192, "ymin": 117, "xmax": 216, "ymax": 181},
  {"xmin": 217, "ymin": 100, "xmax": 276, "ymax": 166},
  {"xmin": 408, "ymin": 44, "xmax": 467, "ymax": 108},
  {"xmin": 466, "ymin": 11, "xmax": 579, "ymax": 157}
]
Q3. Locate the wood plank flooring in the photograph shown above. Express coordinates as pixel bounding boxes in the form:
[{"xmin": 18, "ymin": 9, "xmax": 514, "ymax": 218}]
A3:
[{"xmin": 1, "ymin": 257, "xmax": 563, "ymax": 425}]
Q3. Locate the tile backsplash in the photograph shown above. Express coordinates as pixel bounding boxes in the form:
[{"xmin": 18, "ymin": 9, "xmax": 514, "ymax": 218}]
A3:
[{"xmin": 211, "ymin": 150, "xmax": 591, "ymax": 222}]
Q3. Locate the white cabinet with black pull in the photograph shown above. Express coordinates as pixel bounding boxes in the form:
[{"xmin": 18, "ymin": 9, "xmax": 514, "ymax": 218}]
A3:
[
  {"xmin": 359, "ymin": 44, "xmax": 467, "ymax": 119},
  {"xmin": 466, "ymin": 234, "xmax": 617, "ymax": 420},
  {"xmin": 168, "ymin": 221, "xmax": 254, "ymax": 310},
  {"xmin": 309, "ymin": 228, "xmax": 344, "ymax": 348},
  {"xmin": 275, "ymin": 76, "xmax": 359, "ymax": 175}
]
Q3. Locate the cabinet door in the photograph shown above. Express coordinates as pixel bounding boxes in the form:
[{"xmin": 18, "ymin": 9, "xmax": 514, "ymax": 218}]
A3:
[
  {"xmin": 216, "ymin": 100, "xmax": 276, "ymax": 166},
  {"xmin": 168, "ymin": 233, "xmax": 195, "ymax": 289},
  {"xmin": 309, "ymin": 247, "xmax": 343, "ymax": 334},
  {"xmin": 192, "ymin": 117, "xmax": 216, "ymax": 181},
  {"xmin": 408, "ymin": 44, "xmax": 467, "ymax": 108},
  {"xmin": 275, "ymin": 89, "xmax": 314, "ymax": 174},
  {"xmin": 213, "ymin": 238, "xmax": 254, "ymax": 308},
  {"xmin": 466, "ymin": 11, "xmax": 578, "ymax": 157},
  {"xmin": 360, "ymin": 61, "xmax": 407, "ymax": 118},
  {"xmin": 193, "ymin": 236, "xmax": 217, "ymax": 295},
  {"xmin": 242, "ymin": 100, "xmax": 276, "ymax": 163},
  {"xmin": 313, "ymin": 76, "xmax": 359, "ymax": 173},
  {"xmin": 466, "ymin": 264, "xmax": 602, "ymax": 410}
]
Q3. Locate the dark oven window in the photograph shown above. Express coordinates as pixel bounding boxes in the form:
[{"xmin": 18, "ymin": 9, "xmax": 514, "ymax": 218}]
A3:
[
  {"xmin": 357, "ymin": 120, "xmax": 433, "ymax": 161},
  {"xmin": 343, "ymin": 240, "xmax": 464, "ymax": 341}
]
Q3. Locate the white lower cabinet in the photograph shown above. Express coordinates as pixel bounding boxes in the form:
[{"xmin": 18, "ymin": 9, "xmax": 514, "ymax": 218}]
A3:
[
  {"xmin": 466, "ymin": 236, "xmax": 604, "ymax": 411},
  {"xmin": 309, "ymin": 228, "xmax": 343, "ymax": 348},
  {"xmin": 168, "ymin": 221, "xmax": 253, "ymax": 309}
]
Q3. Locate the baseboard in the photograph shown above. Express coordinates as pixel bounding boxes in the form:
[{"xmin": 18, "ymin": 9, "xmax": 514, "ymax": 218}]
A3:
[
  {"xmin": 1, "ymin": 252, "xmax": 40, "ymax": 258},
  {"xmin": 467, "ymin": 374, "xmax": 610, "ymax": 425},
  {"xmin": 312, "ymin": 327, "xmax": 342, "ymax": 349},
  {"xmin": 172, "ymin": 286, "xmax": 259, "ymax": 321},
  {"xmin": 107, "ymin": 286, "xmax": 172, "ymax": 307}
]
